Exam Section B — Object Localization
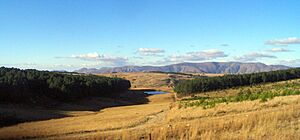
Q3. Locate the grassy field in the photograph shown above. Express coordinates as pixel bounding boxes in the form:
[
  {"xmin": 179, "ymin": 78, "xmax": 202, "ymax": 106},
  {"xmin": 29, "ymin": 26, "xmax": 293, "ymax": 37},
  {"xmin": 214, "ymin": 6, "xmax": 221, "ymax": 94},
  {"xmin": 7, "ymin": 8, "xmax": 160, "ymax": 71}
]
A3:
[
  {"xmin": 98, "ymin": 72, "xmax": 176, "ymax": 91},
  {"xmin": 0, "ymin": 73, "xmax": 300, "ymax": 139},
  {"xmin": 99, "ymin": 72, "xmax": 223, "ymax": 92},
  {"xmin": 180, "ymin": 80, "xmax": 300, "ymax": 109}
]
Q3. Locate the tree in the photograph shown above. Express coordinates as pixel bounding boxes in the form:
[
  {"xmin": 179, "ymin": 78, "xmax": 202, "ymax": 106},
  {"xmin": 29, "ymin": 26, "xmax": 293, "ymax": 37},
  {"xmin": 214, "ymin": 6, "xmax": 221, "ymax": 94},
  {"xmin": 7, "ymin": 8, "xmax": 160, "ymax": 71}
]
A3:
[
  {"xmin": 0, "ymin": 67, "xmax": 131, "ymax": 103},
  {"xmin": 174, "ymin": 68, "xmax": 300, "ymax": 95}
]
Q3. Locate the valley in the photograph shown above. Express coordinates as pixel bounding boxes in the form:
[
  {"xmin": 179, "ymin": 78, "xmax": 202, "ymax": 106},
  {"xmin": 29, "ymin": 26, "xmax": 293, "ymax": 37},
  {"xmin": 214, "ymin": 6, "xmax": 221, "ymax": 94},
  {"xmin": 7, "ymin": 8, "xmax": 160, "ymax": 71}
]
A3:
[
  {"xmin": 1, "ymin": 1, "xmax": 299, "ymax": 139},
  {"xmin": 1, "ymin": 71, "xmax": 300, "ymax": 139}
]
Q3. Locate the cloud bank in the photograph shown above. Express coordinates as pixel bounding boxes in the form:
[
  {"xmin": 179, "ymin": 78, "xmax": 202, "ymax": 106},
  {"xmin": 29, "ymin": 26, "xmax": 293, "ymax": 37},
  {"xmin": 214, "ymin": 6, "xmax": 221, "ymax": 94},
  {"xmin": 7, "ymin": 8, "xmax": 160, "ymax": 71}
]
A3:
[
  {"xmin": 160, "ymin": 49, "xmax": 228, "ymax": 64},
  {"xmin": 266, "ymin": 48, "xmax": 292, "ymax": 52},
  {"xmin": 278, "ymin": 59, "xmax": 300, "ymax": 67},
  {"xmin": 70, "ymin": 52, "xmax": 128, "ymax": 66},
  {"xmin": 137, "ymin": 48, "xmax": 165, "ymax": 56},
  {"xmin": 234, "ymin": 52, "xmax": 277, "ymax": 62},
  {"xmin": 265, "ymin": 37, "xmax": 300, "ymax": 46}
]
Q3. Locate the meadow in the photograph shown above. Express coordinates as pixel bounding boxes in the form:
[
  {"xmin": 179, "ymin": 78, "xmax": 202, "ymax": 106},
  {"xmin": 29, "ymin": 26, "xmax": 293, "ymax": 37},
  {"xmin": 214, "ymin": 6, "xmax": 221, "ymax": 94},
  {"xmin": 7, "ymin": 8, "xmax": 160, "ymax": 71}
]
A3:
[
  {"xmin": 0, "ymin": 72, "xmax": 299, "ymax": 139},
  {"xmin": 180, "ymin": 79, "xmax": 300, "ymax": 109}
]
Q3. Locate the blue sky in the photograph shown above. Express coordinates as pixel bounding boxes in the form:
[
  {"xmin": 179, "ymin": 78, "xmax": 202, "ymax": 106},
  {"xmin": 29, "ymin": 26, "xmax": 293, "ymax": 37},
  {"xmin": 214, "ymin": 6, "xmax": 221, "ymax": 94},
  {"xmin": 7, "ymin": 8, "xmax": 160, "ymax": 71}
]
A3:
[{"xmin": 0, "ymin": 0, "xmax": 300, "ymax": 71}]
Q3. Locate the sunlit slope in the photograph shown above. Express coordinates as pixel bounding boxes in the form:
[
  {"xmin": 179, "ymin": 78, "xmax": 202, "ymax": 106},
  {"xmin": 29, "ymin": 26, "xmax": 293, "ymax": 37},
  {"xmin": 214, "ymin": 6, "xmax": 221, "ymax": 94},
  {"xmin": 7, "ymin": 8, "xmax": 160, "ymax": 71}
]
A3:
[
  {"xmin": 0, "ymin": 79, "xmax": 300, "ymax": 139},
  {"xmin": 0, "ymin": 93, "xmax": 174, "ymax": 139}
]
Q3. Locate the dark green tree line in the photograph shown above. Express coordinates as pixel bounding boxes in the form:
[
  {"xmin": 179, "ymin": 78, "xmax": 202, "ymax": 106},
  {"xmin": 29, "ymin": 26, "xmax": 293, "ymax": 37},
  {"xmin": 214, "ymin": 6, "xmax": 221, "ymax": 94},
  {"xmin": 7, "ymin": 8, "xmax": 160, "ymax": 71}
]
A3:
[
  {"xmin": 0, "ymin": 67, "xmax": 131, "ymax": 102},
  {"xmin": 174, "ymin": 68, "xmax": 300, "ymax": 95}
]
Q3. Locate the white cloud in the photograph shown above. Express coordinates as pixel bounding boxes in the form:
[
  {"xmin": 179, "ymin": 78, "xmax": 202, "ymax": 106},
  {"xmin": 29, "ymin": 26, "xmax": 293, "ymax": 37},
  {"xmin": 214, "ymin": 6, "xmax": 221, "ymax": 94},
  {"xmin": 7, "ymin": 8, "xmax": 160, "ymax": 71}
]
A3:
[
  {"xmin": 99, "ymin": 56, "xmax": 128, "ymax": 66},
  {"xmin": 265, "ymin": 37, "xmax": 300, "ymax": 46},
  {"xmin": 70, "ymin": 52, "xmax": 100, "ymax": 60},
  {"xmin": 70, "ymin": 52, "xmax": 129, "ymax": 66},
  {"xmin": 1, "ymin": 63, "xmax": 79, "ymax": 71},
  {"xmin": 137, "ymin": 48, "xmax": 165, "ymax": 56},
  {"xmin": 278, "ymin": 59, "xmax": 300, "ymax": 67},
  {"xmin": 234, "ymin": 52, "xmax": 277, "ymax": 62},
  {"xmin": 266, "ymin": 48, "xmax": 293, "ymax": 52},
  {"xmin": 159, "ymin": 49, "xmax": 228, "ymax": 64}
]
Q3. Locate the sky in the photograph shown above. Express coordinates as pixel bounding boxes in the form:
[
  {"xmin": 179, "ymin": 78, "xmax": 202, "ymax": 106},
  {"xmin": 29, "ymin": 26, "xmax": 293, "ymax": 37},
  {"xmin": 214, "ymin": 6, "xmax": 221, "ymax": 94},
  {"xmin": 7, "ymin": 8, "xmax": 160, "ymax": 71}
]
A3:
[{"xmin": 0, "ymin": 0, "xmax": 300, "ymax": 71}]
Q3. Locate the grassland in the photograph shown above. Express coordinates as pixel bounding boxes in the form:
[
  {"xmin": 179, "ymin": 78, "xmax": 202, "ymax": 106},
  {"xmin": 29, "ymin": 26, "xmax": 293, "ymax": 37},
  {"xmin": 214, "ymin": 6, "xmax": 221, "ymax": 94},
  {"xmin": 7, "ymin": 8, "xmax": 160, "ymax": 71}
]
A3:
[
  {"xmin": 99, "ymin": 72, "xmax": 175, "ymax": 92},
  {"xmin": 99, "ymin": 72, "xmax": 222, "ymax": 92},
  {"xmin": 0, "ymin": 72, "xmax": 299, "ymax": 139},
  {"xmin": 180, "ymin": 80, "xmax": 300, "ymax": 109}
]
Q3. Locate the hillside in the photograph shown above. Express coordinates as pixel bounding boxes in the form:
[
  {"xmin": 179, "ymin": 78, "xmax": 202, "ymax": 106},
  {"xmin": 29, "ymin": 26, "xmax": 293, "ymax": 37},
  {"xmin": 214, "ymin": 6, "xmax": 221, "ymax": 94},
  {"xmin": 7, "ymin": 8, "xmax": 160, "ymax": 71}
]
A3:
[
  {"xmin": 1, "ymin": 69, "xmax": 300, "ymax": 139},
  {"xmin": 1, "ymin": 78, "xmax": 300, "ymax": 139},
  {"xmin": 74, "ymin": 62, "xmax": 289, "ymax": 74},
  {"xmin": 174, "ymin": 68, "xmax": 300, "ymax": 95}
]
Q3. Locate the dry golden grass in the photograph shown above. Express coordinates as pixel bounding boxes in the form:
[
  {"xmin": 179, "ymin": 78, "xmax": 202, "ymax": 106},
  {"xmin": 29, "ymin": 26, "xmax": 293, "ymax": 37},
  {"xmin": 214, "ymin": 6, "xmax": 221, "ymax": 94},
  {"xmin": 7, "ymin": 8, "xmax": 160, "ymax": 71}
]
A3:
[
  {"xmin": 99, "ymin": 72, "xmax": 172, "ymax": 91},
  {"xmin": 71, "ymin": 95, "xmax": 300, "ymax": 140},
  {"xmin": 0, "ymin": 100, "xmax": 170, "ymax": 139},
  {"xmin": 189, "ymin": 73, "xmax": 224, "ymax": 77},
  {"xmin": 98, "ymin": 72, "xmax": 219, "ymax": 92},
  {"xmin": 0, "ymin": 74, "xmax": 300, "ymax": 140},
  {"xmin": 1, "ymin": 93, "xmax": 299, "ymax": 139}
]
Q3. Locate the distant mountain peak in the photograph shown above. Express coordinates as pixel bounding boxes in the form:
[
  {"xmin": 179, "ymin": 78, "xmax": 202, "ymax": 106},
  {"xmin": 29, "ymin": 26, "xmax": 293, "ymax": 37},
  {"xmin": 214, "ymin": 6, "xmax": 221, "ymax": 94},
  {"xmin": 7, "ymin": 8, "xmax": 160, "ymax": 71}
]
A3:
[{"xmin": 74, "ymin": 62, "xmax": 290, "ymax": 74}]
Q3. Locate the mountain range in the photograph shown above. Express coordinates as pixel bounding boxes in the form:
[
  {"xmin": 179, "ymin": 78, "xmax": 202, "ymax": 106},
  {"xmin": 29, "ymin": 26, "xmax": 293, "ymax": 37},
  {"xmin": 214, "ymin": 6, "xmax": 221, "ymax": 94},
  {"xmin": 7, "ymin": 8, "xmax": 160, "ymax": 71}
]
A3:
[{"xmin": 74, "ymin": 62, "xmax": 290, "ymax": 74}]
